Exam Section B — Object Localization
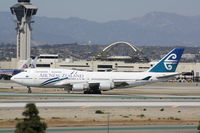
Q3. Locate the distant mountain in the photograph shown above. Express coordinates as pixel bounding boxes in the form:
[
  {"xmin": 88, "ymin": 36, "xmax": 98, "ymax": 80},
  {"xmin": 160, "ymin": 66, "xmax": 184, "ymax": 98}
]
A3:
[
  {"xmin": 1, "ymin": 11, "xmax": 200, "ymax": 46},
  {"xmin": 0, "ymin": 12, "xmax": 16, "ymax": 44}
]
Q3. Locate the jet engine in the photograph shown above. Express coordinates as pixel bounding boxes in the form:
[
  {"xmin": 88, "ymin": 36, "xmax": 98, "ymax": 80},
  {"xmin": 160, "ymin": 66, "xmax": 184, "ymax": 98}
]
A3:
[
  {"xmin": 72, "ymin": 83, "xmax": 89, "ymax": 91},
  {"xmin": 99, "ymin": 82, "xmax": 114, "ymax": 91}
]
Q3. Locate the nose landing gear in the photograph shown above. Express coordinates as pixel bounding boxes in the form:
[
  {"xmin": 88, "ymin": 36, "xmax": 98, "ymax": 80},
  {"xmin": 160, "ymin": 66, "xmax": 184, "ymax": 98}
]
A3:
[{"xmin": 27, "ymin": 86, "xmax": 32, "ymax": 93}]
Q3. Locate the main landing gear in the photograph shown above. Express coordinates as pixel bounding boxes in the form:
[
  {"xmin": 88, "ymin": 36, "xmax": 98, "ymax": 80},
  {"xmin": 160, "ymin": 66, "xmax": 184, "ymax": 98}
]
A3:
[
  {"xmin": 27, "ymin": 86, "xmax": 32, "ymax": 93},
  {"xmin": 64, "ymin": 88, "xmax": 71, "ymax": 94},
  {"xmin": 84, "ymin": 88, "xmax": 101, "ymax": 94}
]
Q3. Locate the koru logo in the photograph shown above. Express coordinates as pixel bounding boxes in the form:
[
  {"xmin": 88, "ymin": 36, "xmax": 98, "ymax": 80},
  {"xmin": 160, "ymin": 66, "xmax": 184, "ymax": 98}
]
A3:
[{"xmin": 164, "ymin": 54, "xmax": 178, "ymax": 70}]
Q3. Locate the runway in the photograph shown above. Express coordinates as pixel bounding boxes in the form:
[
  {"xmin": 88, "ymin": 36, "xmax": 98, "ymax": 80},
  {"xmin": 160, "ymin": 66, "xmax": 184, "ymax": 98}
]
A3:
[
  {"xmin": 1, "ymin": 101, "xmax": 200, "ymax": 108},
  {"xmin": 1, "ymin": 91, "xmax": 200, "ymax": 108},
  {"xmin": 1, "ymin": 91, "xmax": 200, "ymax": 100}
]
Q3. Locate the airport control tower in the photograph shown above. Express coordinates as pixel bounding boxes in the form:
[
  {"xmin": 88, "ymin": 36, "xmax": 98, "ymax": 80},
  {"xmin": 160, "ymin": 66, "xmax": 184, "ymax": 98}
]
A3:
[{"xmin": 10, "ymin": 0, "xmax": 37, "ymax": 60}]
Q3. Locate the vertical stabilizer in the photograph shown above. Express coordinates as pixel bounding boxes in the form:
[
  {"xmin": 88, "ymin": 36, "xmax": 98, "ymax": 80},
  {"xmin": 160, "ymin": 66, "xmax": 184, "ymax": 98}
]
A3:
[
  {"xmin": 18, "ymin": 57, "xmax": 37, "ymax": 69},
  {"xmin": 19, "ymin": 59, "xmax": 31, "ymax": 69},
  {"xmin": 148, "ymin": 48, "xmax": 184, "ymax": 73}
]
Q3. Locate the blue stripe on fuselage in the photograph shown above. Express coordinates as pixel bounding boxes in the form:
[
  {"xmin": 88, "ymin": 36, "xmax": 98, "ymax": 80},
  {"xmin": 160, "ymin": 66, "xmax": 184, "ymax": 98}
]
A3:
[{"xmin": 41, "ymin": 77, "xmax": 68, "ymax": 86}]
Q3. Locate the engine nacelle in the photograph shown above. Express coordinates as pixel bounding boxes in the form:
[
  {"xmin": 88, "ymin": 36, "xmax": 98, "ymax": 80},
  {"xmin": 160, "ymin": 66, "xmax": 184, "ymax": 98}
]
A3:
[
  {"xmin": 72, "ymin": 83, "xmax": 89, "ymax": 91},
  {"xmin": 99, "ymin": 82, "xmax": 114, "ymax": 91}
]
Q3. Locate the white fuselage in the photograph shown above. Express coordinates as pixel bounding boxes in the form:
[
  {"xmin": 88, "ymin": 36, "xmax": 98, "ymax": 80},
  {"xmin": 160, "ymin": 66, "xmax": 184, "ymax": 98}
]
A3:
[
  {"xmin": 11, "ymin": 68, "xmax": 177, "ymax": 89},
  {"xmin": 11, "ymin": 48, "xmax": 184, "ymax": 93}
]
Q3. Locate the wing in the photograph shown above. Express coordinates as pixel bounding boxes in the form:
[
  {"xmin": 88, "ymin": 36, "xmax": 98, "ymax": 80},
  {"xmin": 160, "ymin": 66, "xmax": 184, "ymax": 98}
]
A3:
[
  {"xmin": 113, "ymin": 76, "xmax": 152, "ymax": 88},
  {"xmin": 53, "ymin": 76, "xmax": 153, "ymax": 89}
]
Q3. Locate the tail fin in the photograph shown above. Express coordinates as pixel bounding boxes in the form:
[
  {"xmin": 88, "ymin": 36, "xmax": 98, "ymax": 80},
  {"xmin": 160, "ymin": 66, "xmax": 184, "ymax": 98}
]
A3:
[
  {"xmin": 18, "ymin": 57, "xmax": 38, "ymax": 69},
  {"xmin": 148, "ymin": 48, "xmax": 184, "ymax": 73},
  {"xmin": 29, "ymin": 57, "xmax": 38, "ymax": 68},
  {"xmin": 19, "ymin": 58, "xmax": 32, "ymax": 69}
]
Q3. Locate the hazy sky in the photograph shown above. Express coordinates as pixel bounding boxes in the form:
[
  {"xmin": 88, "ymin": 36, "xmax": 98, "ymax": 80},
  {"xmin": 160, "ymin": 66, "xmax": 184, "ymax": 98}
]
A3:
[{"xmin": 1, "ymin": 0, "xmax": 200, "ymax": 22}]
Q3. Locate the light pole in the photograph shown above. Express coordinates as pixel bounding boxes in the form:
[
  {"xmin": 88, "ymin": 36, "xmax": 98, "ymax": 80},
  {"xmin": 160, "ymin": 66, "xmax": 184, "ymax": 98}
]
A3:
[{"xmin": 107, "ymin": 113, "xmax": 110, "ymax": 133}]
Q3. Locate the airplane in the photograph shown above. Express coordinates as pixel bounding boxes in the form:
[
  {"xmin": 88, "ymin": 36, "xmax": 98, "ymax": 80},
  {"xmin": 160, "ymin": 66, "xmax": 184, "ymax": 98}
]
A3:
[
  {"xmin": 11, "ymin": 48, "xmax": 184, "ymax": 94},
  {"xmin": 0, "ymin": 57, "xmax": 37, "ymax": 80}
]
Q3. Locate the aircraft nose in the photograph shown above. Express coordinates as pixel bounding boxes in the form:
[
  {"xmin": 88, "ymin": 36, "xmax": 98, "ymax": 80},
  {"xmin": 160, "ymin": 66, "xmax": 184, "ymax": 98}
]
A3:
[
  {"xmin": 11, "ymin": 75, "xmax": 16, "ymax": 82},
  {"xmin": 11, "ymin": 74, "xmax": 21, "ymax": 83}
]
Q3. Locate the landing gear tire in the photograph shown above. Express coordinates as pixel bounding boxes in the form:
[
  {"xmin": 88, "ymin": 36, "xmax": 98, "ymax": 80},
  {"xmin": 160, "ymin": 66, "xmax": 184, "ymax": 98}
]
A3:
[
  {"xmin": 84, "ymin": 91, "xmax": 88, "ymax": 94},
  {"xmin": 27, "ymin": 87, "xmax": 32, "ymax": 93},
  {"xmin": 64, "ymin": 88, "xmax": 71, "ymax": 94},
  {"xmin": 84, "ymin": 89, "xmax": 101, "ymax": 94},
  {"xmin": 94, "ymin": 89, "xmax": 101, "ymax": 94}
]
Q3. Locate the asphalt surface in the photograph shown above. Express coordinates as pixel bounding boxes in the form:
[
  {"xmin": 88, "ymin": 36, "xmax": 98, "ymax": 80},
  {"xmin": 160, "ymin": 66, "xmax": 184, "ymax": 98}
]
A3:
[
  {"xmin": 1, "ymin": 101, "xmax": 200, "ymax": 108},
  {"xmin": 1, "ymin": 91, "xmax": 200, "ymax": 99}
]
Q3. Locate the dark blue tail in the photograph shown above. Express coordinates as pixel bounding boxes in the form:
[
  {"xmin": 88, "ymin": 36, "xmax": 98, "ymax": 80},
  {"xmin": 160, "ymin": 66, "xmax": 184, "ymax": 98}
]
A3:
[{"xmin": 148, "ymin": 48, "xmax": 184, "ymax": 73}]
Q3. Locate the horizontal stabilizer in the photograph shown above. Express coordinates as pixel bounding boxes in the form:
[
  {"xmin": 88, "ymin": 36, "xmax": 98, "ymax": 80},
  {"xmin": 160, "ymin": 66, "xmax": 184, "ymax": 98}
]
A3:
[
  {"xmin": 156, "ymin": 73, "xmax": 181, "ymax": 79},
  {"xmin": 142, "ymin": 76, "xmax": 152, "ymax": 81}
]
